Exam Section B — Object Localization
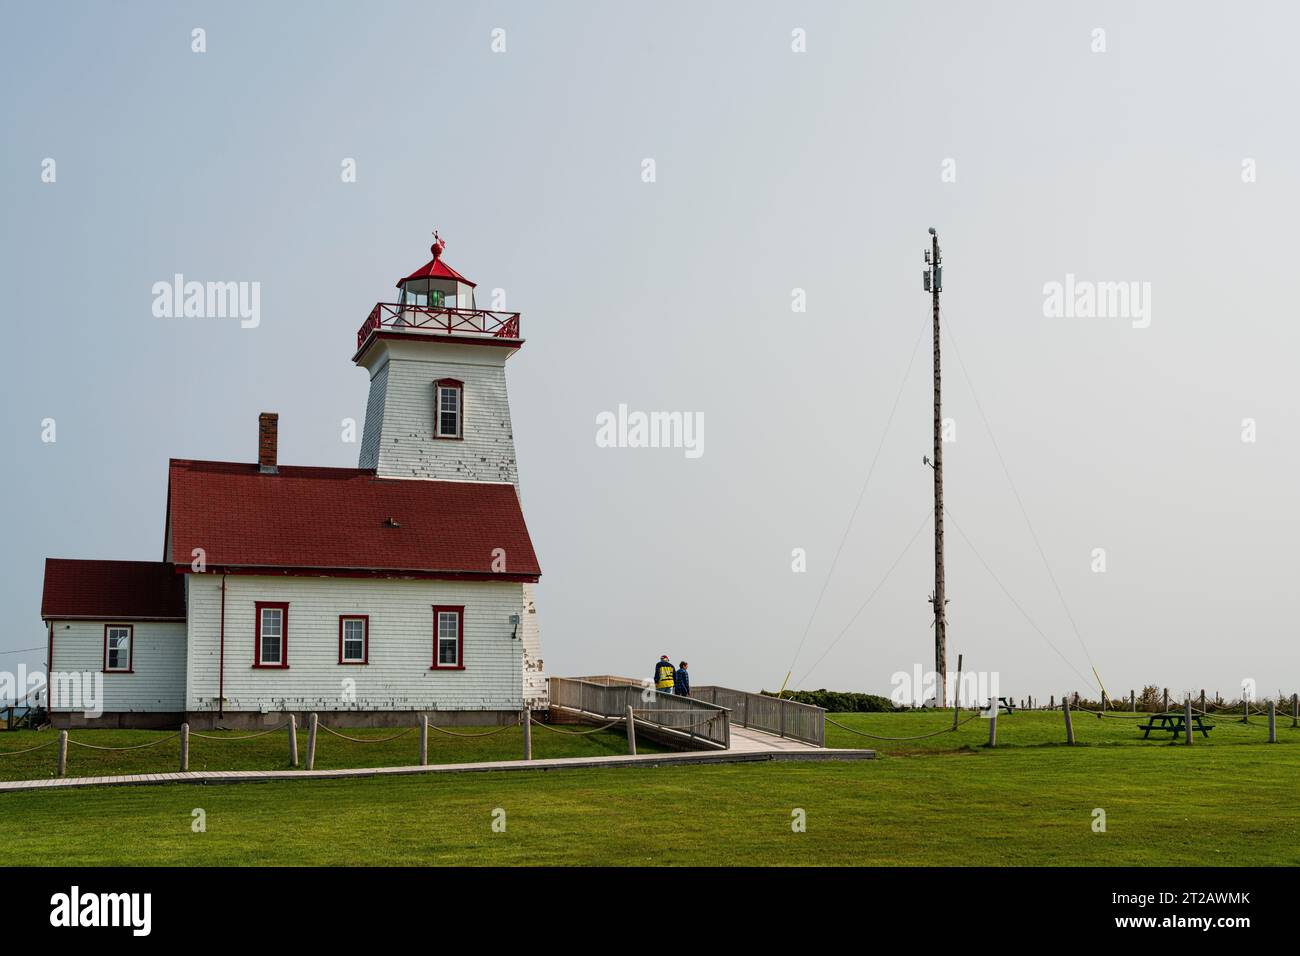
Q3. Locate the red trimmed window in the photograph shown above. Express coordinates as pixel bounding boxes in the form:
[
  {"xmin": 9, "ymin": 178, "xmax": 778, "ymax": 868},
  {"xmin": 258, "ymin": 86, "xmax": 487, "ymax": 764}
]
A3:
[
  {"xmin": 103, "ymin": 624, "xmax": 133, "ymax": 673},
  {"xmin": 431, "ymin": 605, "xmax": 464, "ymax": 669},
  {"xmin": 339, "ymin": 615, "xmax": 369, "ymax": 664},
  {"xmin": 254, "ymin": 602, "xmax": 289, "ymax": 668},
  {"xmin": 434, "ymin": 379, "xmax": 463, "ymax": 439}
]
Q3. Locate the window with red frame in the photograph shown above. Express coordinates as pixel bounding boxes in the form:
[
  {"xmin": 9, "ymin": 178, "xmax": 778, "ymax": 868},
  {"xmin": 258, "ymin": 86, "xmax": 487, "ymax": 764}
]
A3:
[
  {"xmin": 255, "ymin": 602, "xmax": 289, "ymax": 668},
  {"xmin": 339, "ymin": 615, "xmax": 369, "ymax": 664},
  {"xmin": 432, "ymin": 606, "xmax": 463, "ymax": 669},
  {"xmin": 434, "ymin": 379, "xmax": 463, "ymax": 439}
]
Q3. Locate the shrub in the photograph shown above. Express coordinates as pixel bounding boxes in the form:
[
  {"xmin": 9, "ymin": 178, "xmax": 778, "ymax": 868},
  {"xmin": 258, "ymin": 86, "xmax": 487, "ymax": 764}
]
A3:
[{"xmin": 760, "ymin": 689, "xmax": 898, "ymax": 712}]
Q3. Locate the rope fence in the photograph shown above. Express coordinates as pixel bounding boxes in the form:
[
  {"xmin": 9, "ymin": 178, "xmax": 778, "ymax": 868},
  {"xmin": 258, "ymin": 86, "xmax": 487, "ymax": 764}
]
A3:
[
  {"xmin": 189, "ymin": 721, "xmax": 290, "ymax": 741},
  {"xmin": 6, "ymin": 690, "xmax": 1294, "ymax": 778},
  {"xmin": 0, "ymin": 708, "xmax": 644, "ymax": 778},
  {"xmin": 822, "ymin": 694, "xmax": 1299, "ymax": 749},
  {"xmin": 65, "ymin": 733, "xmax": 181, "ymax": 751},
  {"xmin": 426, "ymin": 718, "xmax": 521, "ymax": 738},
  {"xmin": 2, "ymin": 698, "xmax": 750, "ymax": 777},
  {"xmin": 826, "ymin": 711, "xmax": 983, "ymax": 741},
  {"xmin": 530, "ymin": 715, "xmax": 625, "ymax": 735},
  {"xmin": 0, "ymin": 739, "xmax": 59, "ymax": 757},
  {"xmin": 317, "ymin": 724, "xmax": 415, "ymax": 744},
  {"xmin": 1075, "ymin": 708, "xmax": 1148, "ymax": 721}
]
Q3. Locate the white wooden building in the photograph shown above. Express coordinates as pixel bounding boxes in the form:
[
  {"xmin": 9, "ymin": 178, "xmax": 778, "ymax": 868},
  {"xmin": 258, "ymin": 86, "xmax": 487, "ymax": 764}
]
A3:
[{"xmin": 41, "ymin": 238, "xmax": 546, "ymax": 728}]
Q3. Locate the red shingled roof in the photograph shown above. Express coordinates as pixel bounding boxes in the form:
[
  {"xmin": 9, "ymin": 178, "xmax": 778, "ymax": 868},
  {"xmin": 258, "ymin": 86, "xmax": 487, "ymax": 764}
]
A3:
[
  {"xmin": 166, "ymin": 460, "xmax": 540, "ymax": 579},
  {"xmin": 42, "ymin": 559, "xmax": 186, "ymax": 621}
]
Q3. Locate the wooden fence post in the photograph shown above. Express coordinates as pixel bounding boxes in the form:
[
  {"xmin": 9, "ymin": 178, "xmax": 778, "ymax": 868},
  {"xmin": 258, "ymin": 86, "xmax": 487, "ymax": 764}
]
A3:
[
  {"xmin": 1063, "ymin": 694, "xmax": 1075, "ymax": 745},
  {"xmin": 625, "ymin": 704, "xmax": 637, "ymax": 755},
  {"xmin": 1049, "ymin": 695, "xmax": 1055, "ymax": 710},
  {"xmin": 1162, "ymin": 688, "xmax": 1169, "ymax": 712},
  {"xmin": 1184, "ymin": 696, "xmax": 1193, "ymax": 745},
  {"xmin": 521, "ymin": 709, "xmax": 532, "ymax": 760},
  {"xmin": 57, "ymin": 729, "xmax": 67, "ymax": 777},
  {"xmin": 987, "ymin": 709, "xmax": 998, "ymax": 748},
  {"xmin": 1292, "ymin": 693, "xmax": 1298, "ymax": 729},
  {"xmin": 288, "ymin": 714, "xmax": 298, "ymax": 767},
  {"xmin": 1242, "ymin": 698, "xmax": 1249, "ymax": 724},
  {"xmin": 180, "ymin": 723, "xmax": 190, "ymax": 771},
  {"xmin": 1130, "ymin": 690, "xmax": 1135, "ymax": 712},
  {"xmin": 1268, "ymin": 700, "xmax": 1277, "ymax": 743},
  {"xmin": 306, "ymin": 712, "xmax": 317, "ymax": 770},
  {"xmin": 419, "ymin": 715, "xmax": 428, "ymax": 765},
  {"xmin": 952, "ymin": 653, "xmax": 963, "ymax": 729},
  {"xmin": 1199, "ymin": 689, "xmax": 1206, "ymax": 712}
]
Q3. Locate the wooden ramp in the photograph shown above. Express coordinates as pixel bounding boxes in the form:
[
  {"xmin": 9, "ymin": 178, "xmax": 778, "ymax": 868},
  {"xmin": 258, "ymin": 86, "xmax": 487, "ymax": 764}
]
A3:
[
  {"xmin": 551, "ymin": 676, "xmax": 871, "ymax": 758},
  {"xmin": 728, "ymin": 725, "xmax": 827, "ymax": 754}
]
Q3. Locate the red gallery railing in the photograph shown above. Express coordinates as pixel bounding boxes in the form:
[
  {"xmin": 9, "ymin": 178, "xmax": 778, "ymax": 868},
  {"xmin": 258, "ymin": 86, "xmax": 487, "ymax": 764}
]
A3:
[{"xmin": 356, "ymin": 303, "xmax": 521, "ymax": 350}]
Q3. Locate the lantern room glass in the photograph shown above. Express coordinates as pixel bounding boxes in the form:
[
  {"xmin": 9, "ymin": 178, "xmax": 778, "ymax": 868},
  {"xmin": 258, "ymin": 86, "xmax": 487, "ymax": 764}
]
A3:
[{"xmin": 399, "ymin": 278, "xmax": 470, "ymax": 311}]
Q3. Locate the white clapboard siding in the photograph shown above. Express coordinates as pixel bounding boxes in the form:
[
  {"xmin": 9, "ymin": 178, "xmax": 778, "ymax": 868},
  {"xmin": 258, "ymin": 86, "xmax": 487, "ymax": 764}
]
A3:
[
  {"xmin": 358, "ymin": 339, "xmax": 519, "ymax": 486},
  {"xmin": 185, "ymin": 574, "xmax": 526, "ymax": 713},
  {"xmin": 48, "ymin": 621, "xmax": 187, "ymax": 712},
  {"xmin": 520, "ymin": 582, "xmax": 548, "ymax": 708},
  {"xmin": 356, "ymin": 360, "xmax": 389, "ymax": 469}
]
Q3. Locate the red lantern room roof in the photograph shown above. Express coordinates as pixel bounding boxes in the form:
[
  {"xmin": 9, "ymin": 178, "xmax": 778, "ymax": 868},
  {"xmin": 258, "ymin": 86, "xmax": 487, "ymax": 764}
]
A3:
[
  {"xmin": 397, "ymin": 256, "xmax": 475, "ymax": 288},
  {"xmin": 396, "ymin": 231, "xmax": 477, "ymax": 288}
]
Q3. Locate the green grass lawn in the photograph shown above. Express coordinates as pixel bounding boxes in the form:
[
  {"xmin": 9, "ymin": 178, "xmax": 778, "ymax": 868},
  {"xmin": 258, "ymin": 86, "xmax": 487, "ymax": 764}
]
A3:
[
  {"xmin": 0, "ymin": 723, "xmax": 663, "ymax": 781},
  {"xmin": 0, "ymin": 711, "xmax": 1295, "ymax": 866}
]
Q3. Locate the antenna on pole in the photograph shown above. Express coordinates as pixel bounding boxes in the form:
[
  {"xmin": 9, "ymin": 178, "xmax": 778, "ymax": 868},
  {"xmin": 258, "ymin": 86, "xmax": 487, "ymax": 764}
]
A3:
[{"xmin": 923, "ymin": 227, "xmax": 947, "ymax": 707}]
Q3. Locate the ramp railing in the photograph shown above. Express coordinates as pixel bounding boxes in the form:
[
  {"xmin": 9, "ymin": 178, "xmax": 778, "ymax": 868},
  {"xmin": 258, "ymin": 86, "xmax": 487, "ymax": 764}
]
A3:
[
  {"xmin": 690, "ymin": 686, "xmax": 825, "ymax": 747},
  {"xmin": 549, "ymin": 677, "xmax": 730, "ymax": 750}
]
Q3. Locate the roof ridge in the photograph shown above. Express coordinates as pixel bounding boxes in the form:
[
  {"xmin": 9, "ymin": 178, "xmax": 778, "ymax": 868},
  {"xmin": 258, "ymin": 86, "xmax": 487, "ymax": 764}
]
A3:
[{"xmin": 169, "ymin": 458, "xmax": 378, "ymax": 476}]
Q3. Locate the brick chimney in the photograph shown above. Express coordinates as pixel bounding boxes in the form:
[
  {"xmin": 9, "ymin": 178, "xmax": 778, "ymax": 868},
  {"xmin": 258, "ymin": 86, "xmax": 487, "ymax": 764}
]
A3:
[{"xmin": 258, "ymin": 412, "xmax": 279, "ymax": 474}]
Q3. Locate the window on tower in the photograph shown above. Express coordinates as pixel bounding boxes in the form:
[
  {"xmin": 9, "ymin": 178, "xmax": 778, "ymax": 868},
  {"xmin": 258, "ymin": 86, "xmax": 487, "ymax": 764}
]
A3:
[{"xmin": 434, "ymin": 379, "xmax": 463, "ymax": 439}]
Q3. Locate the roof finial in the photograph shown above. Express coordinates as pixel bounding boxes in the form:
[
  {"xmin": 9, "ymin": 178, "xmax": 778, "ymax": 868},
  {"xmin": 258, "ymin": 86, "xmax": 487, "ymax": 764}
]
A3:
[{"xmin": 430, "ymin": 230, "xmax": 446, "ymax": 261}]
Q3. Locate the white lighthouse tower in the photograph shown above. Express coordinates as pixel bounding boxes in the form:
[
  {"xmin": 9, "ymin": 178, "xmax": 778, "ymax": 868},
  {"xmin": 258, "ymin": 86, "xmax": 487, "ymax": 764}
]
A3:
[{"xmin": 354, "ymin": 233, "xmax": 545, "ymax": 706}]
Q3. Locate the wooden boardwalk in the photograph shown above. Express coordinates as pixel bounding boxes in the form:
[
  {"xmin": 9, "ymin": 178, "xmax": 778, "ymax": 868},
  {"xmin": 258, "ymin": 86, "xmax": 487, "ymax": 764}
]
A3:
[
  {"xmin": 729, "ymin": 726, "xmax": 832, "ymax": 753},
  {"xmin": 0, "ymin": 739, "xmax": 874, "ymax": 794}
]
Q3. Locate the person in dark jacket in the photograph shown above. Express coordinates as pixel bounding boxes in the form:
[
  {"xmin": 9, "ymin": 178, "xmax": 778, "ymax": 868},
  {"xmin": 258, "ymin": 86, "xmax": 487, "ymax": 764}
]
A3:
[
  {"xmin": 653, "ymin": 655, "xmax": 676, "ymax": 695},
  {"xmin": 674, "ymin": 661, "xmax": 690, "ymax": 697}
]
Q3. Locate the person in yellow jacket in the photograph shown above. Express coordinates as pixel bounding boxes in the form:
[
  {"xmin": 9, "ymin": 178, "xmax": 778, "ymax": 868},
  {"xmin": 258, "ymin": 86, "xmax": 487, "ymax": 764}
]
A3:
[{"xmin": 653, "ymin": 655, "xmax": 676, "ymax": 695}]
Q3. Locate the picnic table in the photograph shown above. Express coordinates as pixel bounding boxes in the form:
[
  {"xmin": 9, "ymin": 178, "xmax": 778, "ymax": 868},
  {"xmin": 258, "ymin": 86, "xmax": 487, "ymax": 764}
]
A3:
[{"xmin": 1137, "ymin": 711, "xmax": 1214, "ymax": 739}]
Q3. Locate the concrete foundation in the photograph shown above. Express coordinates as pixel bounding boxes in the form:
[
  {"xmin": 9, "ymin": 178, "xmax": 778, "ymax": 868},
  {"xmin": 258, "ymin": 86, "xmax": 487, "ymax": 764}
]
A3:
[{"xmin": 50, "ymin": 711, "xmax": 185, "ymax": 730}]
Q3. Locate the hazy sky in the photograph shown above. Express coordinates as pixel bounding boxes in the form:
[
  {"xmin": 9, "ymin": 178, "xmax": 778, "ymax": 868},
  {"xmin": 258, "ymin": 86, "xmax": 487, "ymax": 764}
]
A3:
[{"xmin": 3, "ymin": 1, "xmax": 1298, "ymax": 703}]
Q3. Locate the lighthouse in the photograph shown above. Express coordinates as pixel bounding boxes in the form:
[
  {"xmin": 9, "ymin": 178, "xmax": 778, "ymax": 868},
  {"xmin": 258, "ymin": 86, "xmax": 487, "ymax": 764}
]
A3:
[
  {"xmin": 41, "ymin": 232, "xmax": 546, "ymax": 728},
  {"xmin": 354, "ymin": 234, "xmax": 546, "ymax": 708},
  {"xmin": 355, "ymin": 233, "xmax": 524, "ymax": 484}
]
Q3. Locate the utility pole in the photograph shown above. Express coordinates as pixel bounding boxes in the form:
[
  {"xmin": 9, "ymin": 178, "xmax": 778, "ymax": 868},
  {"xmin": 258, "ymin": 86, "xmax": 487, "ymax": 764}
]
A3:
[{"xmin": 923, "ymin": 227, "xmax": 947, "ymax": 706}]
